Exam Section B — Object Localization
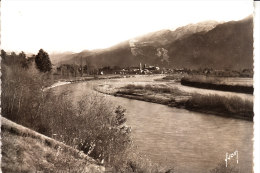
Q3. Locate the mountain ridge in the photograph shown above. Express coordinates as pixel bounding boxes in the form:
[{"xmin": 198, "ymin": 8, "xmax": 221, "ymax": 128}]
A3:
[{"xmin": 51, "ymin": 15, "xmax": 253, "ymax": 70}]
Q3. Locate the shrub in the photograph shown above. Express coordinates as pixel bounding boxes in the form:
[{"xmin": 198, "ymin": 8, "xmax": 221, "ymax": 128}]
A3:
[
  {"xmin": 74, "ymin": 95, "xmax": 132, "ymax": 168},
  {"xmin": 1, "ymin": 59, "xmax": 46, "ymax": 127}
]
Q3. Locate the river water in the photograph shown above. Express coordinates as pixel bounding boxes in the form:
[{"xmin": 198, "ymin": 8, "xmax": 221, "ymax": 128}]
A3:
[{"xmin": 52, "ymin": 81, "xmax": 253, "ymax": 173}]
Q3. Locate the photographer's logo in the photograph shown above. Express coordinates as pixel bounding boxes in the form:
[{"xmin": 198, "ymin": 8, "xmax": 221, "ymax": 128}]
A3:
[{"xmin": 225, "ymin": 150, "xmax": 238, "ymax": 167}]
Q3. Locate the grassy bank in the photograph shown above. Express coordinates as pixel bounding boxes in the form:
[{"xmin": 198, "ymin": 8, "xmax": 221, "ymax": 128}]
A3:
[
  {"xmin": 114, "ymin": 84, "xmax": 253, "ymax": 121},
  {"xmin": 1, "ymin": 117, "xmax": 104, "ymax": 173},
  {"xmin": 181, "ymin": 76, "xmax": 253, "ymax": 94},
  {"xmin": 186, "ymin": 94, "xmax": 253, "ymax": 121},
  {"xmin": 115, "ymin": 84, "xmax": 191, "ymax": 108}
]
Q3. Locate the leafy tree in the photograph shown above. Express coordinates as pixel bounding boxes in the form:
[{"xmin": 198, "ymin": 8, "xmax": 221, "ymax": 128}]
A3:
[
  {"xmin": 35, "ymin": 49, "xmax": 52, "ymax": 72},
  {"xmin": 19, "ymin": 51, "xmax": 29, "ymax": 69},
  {"xmin": 1, "ymin": 49, "xmax": 7, "ymax": 61},
  {"xmin": 19, "ymin": 51, "xmax": 26, "ymax": 59},
  {"xmin": 83, "ymin": 65, "xmax": 88, "ymax": 74}
]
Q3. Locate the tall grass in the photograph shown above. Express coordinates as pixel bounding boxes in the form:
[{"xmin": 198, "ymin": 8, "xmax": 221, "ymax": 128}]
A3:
[
  {"xmin": 186, "ymin": 94, "xmax": 253, "ymax": 120},
  {"xmin": 123, "ymin": 84, "xmax": 183, "ymax": 95}
]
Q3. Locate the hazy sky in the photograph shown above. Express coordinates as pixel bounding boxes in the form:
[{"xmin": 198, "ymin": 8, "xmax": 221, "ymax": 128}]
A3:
[{"xmin": 1, "ymin": 0, "xmax": 253, "ymax": 54}]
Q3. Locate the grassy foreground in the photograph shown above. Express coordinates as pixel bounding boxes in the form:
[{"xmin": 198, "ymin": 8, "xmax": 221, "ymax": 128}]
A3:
[{"xmin": 1, "ymin": 117, "xmax": 104, "ymax": 173}]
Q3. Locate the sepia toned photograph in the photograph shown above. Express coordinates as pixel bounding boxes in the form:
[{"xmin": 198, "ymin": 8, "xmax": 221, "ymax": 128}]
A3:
[{"xmin": 0, "ymin": 0, "xmax": 255, "ymax": 172}]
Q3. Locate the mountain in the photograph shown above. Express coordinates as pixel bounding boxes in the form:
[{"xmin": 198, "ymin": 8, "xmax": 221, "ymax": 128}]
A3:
[
  {"xmin": 53, "ymin": 15, "xmax": 253, "ymax": 70},
  {"xmin": 165, "ymin": 16, "xmax": 253, "ymax": 69},
  {"xmin": 134, "ymin": 20, "xmax": 220, "ymax": 47}
]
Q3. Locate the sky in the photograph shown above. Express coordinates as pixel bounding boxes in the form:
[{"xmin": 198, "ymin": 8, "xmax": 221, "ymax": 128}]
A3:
[{"xmin": 1, "ymin": 0, "xmax": 254, "ymax": 54}]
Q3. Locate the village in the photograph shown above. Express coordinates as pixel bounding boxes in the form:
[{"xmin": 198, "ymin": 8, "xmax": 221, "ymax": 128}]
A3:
[
  {"xmin": 56, "ymin": 62, "xmax": 162, "ymax": 76},
  {"xmin": 55, "ymin": 62, "xmax": 253, "ymax": 78}
]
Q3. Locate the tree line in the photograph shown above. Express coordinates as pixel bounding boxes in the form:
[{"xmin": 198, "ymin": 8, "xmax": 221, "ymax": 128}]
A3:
[{"xmin": 1, "ymin": 49, "xmax": 52, "ymax": 73}]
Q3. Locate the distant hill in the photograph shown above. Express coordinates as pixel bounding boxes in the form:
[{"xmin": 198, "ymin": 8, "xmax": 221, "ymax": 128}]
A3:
[
  {"xmin": 49, "ymin": 51, "xmax": 76, "ymax": 65},
  {"xmin": 52, "ymin": 15, "xmax": 253, "ymax": 70}
]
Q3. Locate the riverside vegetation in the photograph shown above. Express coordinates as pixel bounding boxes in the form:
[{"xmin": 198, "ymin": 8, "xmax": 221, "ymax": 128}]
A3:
[
  {"xmin": 108, "ymin": 83, "xmax": 253, "ymax": 121},
  {"xmin": 1, "ymin": 50, "xmax": 167, "ymax": 172}
]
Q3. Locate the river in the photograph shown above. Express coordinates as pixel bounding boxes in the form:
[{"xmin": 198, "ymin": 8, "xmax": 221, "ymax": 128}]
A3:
[{"xmin": 51, "ymin": 80, "xmax": 253, "ymax": 173}]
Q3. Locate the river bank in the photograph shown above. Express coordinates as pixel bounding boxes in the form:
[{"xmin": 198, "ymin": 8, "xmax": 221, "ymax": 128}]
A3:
[
  {"xmin": 181, "ymin": 76, "xmax": 253, "ymax": 94},
  {"xmin": 94, "ymin": 75, "xmax": 253, "ymax": 121}
]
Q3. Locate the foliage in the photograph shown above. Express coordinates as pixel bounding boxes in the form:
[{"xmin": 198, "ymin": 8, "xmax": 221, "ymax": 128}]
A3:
[
  {"xmin": 73, "ymin": 96, "xmax": 132, "ymax": 168},
  {"xmin": 1, "ymin": 50, "xmax": 33, "ymax": 69},
  {"xmin": 35, "ymin": 49, "xmax": 52, "ymax": 72},
  {"xmin": 56, "ymin": 64, "xmax": 81, "ymax": 77},
  {"xmin": 1, "ymin": 50, "xmax": 45, "ymax": 127}
]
